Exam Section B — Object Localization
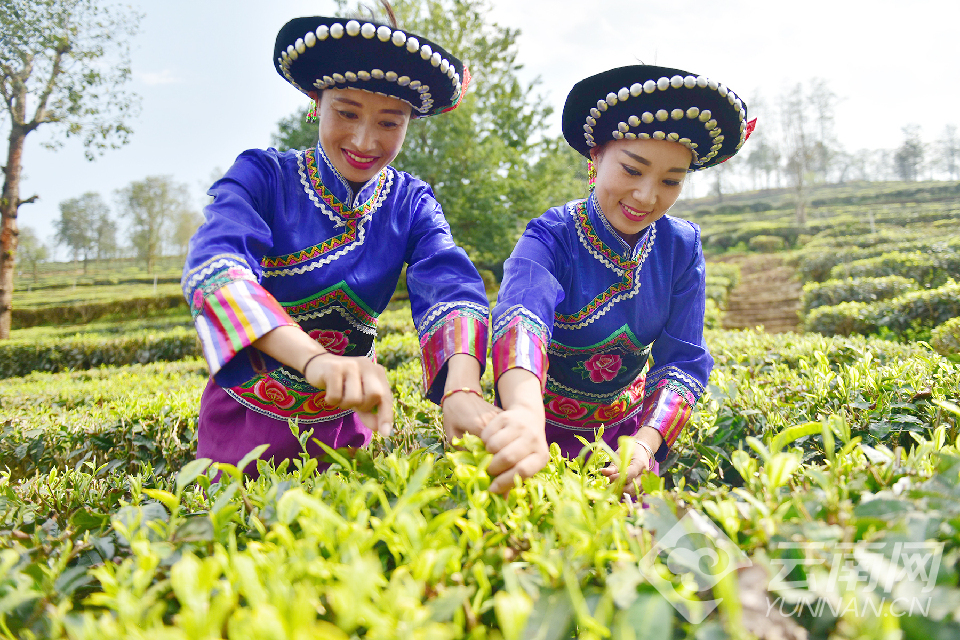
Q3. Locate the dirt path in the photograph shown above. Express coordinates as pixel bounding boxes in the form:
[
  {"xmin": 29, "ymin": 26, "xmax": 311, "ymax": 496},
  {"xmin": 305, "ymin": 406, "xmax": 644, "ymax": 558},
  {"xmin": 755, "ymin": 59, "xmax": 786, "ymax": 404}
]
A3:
[{"xmin": 719, "ymin": 254, "xmax": 802, "ymax": 333}]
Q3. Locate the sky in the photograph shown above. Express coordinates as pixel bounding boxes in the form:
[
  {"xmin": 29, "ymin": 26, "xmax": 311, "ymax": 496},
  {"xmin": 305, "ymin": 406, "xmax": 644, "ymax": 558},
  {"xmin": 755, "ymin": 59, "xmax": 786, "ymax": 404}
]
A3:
[{"xmin": 10, "ymin": 0, "xmax": 960, "ymax": 257}]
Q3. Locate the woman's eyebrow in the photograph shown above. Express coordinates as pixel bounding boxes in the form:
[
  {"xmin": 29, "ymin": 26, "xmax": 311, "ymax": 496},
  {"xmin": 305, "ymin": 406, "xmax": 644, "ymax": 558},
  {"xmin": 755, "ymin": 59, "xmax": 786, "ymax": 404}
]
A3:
[
  {"xmin": 621, "ymin": 149, "xmax": 687, "ymax": 173},
  {"xmin": 332, "ymin": 95, "xmax": 406, "ymax": 117}
]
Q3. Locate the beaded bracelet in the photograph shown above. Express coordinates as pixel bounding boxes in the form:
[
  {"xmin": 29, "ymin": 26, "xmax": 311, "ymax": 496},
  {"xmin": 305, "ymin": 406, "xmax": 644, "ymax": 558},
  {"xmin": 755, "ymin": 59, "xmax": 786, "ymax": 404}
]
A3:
[{"xmin": 440, "ymin": 387, "xmax": 483, "ymax": 406}]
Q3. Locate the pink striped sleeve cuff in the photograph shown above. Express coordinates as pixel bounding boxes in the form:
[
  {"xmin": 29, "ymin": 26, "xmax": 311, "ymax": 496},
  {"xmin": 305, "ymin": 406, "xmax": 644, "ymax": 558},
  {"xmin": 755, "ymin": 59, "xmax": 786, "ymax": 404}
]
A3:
[
  {"xmin": 193, "ymin": 279, "xmax": 297, "ymax": 376},
  {"xmin": 637, "ymin": 381, "xmax": 695, "ymax": 460},
  {"xmin": 419, "ymin": 302, "xmax": 490, "ymax": 397},
  {"xmin": 492, "ymin": 306, "xmax": 549, "ymax": 389}
]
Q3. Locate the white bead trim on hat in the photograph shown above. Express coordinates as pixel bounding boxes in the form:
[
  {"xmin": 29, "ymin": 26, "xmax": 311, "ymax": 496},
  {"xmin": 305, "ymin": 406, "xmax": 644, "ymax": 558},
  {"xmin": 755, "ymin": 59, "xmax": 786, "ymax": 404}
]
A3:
[
  {"xmin": 583, "ymin": 73, "xmax": 746, "ymax": 168},
  {"xmin": 279, "ymin": 21, "xmax": 462, "ymax": 114}
]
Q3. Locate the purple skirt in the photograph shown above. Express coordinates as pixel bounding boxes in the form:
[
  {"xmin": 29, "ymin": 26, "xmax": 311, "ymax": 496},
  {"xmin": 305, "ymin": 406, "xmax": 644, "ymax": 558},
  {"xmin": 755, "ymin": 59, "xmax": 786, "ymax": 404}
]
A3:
[
  {"xmin": 197, "ymin": 378, "xmax": 658, "ymax": 478},
  {"xmin": 197, "ymin": 378, "xmax": 371, "ymax": 478}
]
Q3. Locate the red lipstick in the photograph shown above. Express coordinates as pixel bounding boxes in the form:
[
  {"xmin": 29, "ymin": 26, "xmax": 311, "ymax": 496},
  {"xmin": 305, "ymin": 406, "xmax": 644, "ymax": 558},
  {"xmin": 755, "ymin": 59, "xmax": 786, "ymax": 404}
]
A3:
[{"xmin": 342, "ymin": 148, "xmax": 379, "ymax": 170}]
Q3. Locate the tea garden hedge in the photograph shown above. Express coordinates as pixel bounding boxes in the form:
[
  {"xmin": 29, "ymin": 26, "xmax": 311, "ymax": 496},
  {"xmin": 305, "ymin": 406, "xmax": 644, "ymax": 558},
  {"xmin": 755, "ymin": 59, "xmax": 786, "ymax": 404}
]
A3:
[{"xmin": 3, "ymin": 181, "xmax": 960, "ymax": 639}]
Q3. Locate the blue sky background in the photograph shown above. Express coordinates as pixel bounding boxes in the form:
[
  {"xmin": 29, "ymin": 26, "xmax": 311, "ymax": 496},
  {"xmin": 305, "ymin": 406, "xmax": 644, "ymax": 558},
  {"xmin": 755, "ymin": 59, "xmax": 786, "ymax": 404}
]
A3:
[{"xmin": 12, "ymin": 0, "xmax": 960, "ymax": 257}]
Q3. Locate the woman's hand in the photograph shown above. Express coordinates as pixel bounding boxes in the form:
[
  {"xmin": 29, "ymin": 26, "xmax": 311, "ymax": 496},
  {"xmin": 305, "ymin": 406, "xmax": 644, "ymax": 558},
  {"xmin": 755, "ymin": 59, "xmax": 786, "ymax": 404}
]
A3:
[
  {"xmin": 601, "ymin": 428, "xmax": 662, "ymax": 494},
  {"xmin": 440, "ymin": 354, "xmax": 500, "ymax": 442},
  {"xmin": 481, "ymin": 407, "xmax": 550, "ymax": 494},
  {"xmin": 303, "ymin": 353, "xmax": 393, "ymax": 436},
  {"xmin": 253, "ymin": 325, "xmax": 393, "ymax": 436},
  {"xmin": 441, "ymin": 389, "xmax": 501, "ymax": 442},
  {"xmin": 481, "ymin": 367, "xmax": 549, "ymax": 494}
]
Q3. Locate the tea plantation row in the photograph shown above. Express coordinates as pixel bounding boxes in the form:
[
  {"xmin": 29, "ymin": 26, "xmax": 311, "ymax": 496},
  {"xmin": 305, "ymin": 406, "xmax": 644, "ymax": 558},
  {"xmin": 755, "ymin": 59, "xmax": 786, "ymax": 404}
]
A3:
[{"xmin": 2, "ymin": 328, "xmax": 959, "ymax": 638}]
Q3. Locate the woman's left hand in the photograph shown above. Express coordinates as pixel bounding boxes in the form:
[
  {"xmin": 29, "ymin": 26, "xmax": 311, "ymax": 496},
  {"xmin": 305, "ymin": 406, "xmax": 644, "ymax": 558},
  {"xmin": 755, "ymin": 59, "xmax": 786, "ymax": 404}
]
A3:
[
  {"xmin": 441, "ymin": 389, "xmax": 501, "ymax": 443},
  {"xmin": 601, "ymin": 439, "xmax": 653, "ymax": 494}
]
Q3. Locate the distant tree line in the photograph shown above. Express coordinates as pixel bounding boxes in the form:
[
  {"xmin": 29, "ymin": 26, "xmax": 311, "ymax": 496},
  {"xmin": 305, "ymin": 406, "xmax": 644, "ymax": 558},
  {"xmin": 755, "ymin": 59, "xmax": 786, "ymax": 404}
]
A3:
[
  {"xmin": 693, "ymin": 80, "xmax": 960, "ymax": 225},
  {"xmin": 18, "ymin": 175, "xmax": 203, "ymax": 280}
]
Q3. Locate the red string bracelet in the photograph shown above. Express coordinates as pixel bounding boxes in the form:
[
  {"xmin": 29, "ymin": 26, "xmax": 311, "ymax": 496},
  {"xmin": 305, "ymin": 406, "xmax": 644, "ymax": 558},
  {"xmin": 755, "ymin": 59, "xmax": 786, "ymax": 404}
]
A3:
[
  {"xmin": 440, "ymin": 387, "xmax": 483, "ymax": 406},
  {"xmin": 300, "ymin": 351, "xmax": 329, "ymax": 378}
]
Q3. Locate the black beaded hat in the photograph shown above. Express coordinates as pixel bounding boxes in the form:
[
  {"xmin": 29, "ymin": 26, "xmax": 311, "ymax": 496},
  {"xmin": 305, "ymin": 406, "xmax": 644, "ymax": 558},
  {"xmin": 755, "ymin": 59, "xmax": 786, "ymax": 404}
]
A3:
[
  {"xmin": 274, "ymin": 16, "xmax": 467, "ymax": 117},
  {"xmin": 562, "ymin": 65, "xmax": 754, "ymax": 171}
]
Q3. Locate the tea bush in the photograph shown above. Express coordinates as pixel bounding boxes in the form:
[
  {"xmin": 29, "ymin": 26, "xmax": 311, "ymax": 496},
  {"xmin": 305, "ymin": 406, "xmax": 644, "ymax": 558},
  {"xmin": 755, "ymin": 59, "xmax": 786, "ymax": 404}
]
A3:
[
  {"xmin": 12, "ymin": 294, "xmax": 187, "ymax": 329},
  {"xmin": 804, "ymin": 281, "xmax": 960, "ymax": 337},
  {"xmin": 826, "ymin": 251, "xmax": 960, "ymax": 288},
  {"xmin": 1, "ymin": 308, "xmax": 419, "ymax": 379},
  {"xmin": 3, "ymin": 399, "xmax": 960, "ymax": 638},
  {"xmin": 797, "ymin": 235, "xmax": 960, "ymax": 283},
  {"xmin": 0, "ymin": 327, "xmax": 200, "ymax": 378},
  {"xmin": 931, "ymin": 317, "xmax": 960, "ymax": 358},
  {"xmin": 746, "ymin": 234, "xmax": 785, "ymax": 252},
  {"xmin": 801, "ymin": 276, "xmax": 919, "ymax": 313}
]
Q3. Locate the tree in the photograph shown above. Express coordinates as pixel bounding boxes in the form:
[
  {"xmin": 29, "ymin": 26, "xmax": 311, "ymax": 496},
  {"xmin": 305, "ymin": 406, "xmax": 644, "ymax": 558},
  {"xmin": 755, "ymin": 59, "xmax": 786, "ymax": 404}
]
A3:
[
  {"xmin": 16, "ymin": 225, "xmax": 47, "ymax": 283},
  {"xmin": 0, "ymin": 0, "xmax": 140, "ymax": 338},
  {"xmin": 93, "ymin": 210, "xmax": 118, "ymax": 262},
  {"xmin": 893, "ymin": 125, "xmax": 924, "ymax": 182},
  {"xmin": 117, "ymin": 176, "xmax": 192, "ymax": 274},
  {"xmin": 807, "ymin": 78, "xmax": 839, "ymax": 182},
  {"xmin": 171, "ymin": 208, "xmax": 204, "ymax": 258},
  {"xmin": 55, "ymin": 191, "xmax": 109, "ymax": 272},
  {"xmin": 780, "ymin": 84, "xmax": 814, "ymax": 227},
  {"xmin": 937, "ymin": 124, "xmax": 959, "ymax": 180},
  {"xmin": 276, "ymin": 0, "xmax": 583, "ymax": 271}
]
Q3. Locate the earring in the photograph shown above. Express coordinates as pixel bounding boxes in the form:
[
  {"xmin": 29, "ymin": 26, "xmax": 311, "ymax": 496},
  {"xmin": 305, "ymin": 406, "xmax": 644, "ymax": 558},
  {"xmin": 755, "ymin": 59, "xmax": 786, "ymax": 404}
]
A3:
[
  {"xmin": 587, "ymin": 159, "xmax": 597, "ymax": 190},
  {"xmin": 306, "ymin": 96, "xmax": 319, "ymax": 123}
]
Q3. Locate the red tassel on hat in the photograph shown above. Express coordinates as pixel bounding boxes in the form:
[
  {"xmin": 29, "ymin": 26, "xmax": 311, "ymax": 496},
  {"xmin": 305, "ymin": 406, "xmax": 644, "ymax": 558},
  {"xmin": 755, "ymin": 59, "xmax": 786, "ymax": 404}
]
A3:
[
  {"xmin": 441, "ymin": 64, "xmax": 472, "ymax": 114},
  {"xmin": 745, "ymin": 118, "xmax": 757, "ymax": 141}
]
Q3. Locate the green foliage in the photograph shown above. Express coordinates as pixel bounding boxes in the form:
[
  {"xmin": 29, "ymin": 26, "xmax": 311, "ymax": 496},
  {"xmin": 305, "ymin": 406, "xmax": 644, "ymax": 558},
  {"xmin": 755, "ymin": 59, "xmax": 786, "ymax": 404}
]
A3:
[
  {"xmin": 0, "ymin": 325, "xmax": 199, "ymax": 378},
  {"xmin": 676, "ymin": 183, "xmax": 960, "ymax": 259},
  {"xmin": 115, "ymin": 176, "xmax": 196, "ymax": 274},
  {"xmin": 746, "ymin": 234, "xmax": 785, "ymax": 252},
  {"xmin": 55, "ymin": 192, "xmax": 115, "ymax": 266},
  {"xmin": 931, "ymin": 317, "xmax": 960, "ymax": 358},
  {"xmin": 275, "ymin": 0, "xmax": 587, "ymax": 271},
  {"xmin": 827, "ymin": 250, "xmax": 960, "ymax": 287},
  {"xmin": 1, "ymin": 330, "xmax": 959, "ymax": 637},
  {"xmin": 801, "ymin": 275, "xmax": 919, "ymax": 313},
  {"xmin": 14, "ymin": 226, "xmax": 48, "ymax": 283},
  {"xmin": 704, "ymin": 262, "xmax": 740, "ymax": 328},
  {"xmin": 804, "ymin": 280, "xmax": 960, "ymax": 337},
  {"xmin": 0, "ymin": 0, "xmax": 141, "ymax": 157},
  {"xmin": 1, "ymin": 313, "xmax": 960, "ymax": 637},
  {"xmin": 13, "ymin": 294, "xmax": 186, "ymax": 329}
]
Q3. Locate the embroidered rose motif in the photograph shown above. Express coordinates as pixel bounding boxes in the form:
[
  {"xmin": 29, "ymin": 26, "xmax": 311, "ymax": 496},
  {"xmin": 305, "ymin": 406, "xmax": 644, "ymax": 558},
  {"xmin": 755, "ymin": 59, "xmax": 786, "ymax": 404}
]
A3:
[
  {"xmin": 227, "ymin": 266, "xmax": 247, "ymax": 280},
  {"xmin": 594, "ymin": 398, "xmax": 629, "ymax": 423},
  {"xmin": 583, "ymin": 353, "xmax": 623, "ymax": 383},
  {"xmin": 308, "ymin": 329, "xmax": 350, "ymax": 355},
  {"xmin": 191, "ymin": 288, "xmax": 205, "ymax": 310},
  {"xmin": 302, "ymin": 389, "xmax": 336, "ymax": 414},
  {"xmin": 253, "ymin": 377, "xmax": 297, "ymax": 410},
  {"xmin": 547, "ymin": 396, "xmax": 589, "ymax": 420}
]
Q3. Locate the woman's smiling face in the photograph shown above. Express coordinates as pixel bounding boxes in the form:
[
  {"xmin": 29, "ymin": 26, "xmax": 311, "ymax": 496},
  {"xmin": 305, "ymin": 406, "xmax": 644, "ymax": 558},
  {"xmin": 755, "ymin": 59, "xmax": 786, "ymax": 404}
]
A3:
[
  {"xmin": 317, "ymin": 87, "xmax": 412, "ymax": 185},
  {"xmin": 590, "ymin": 138, "xmax": 692, "ymax": 243}
]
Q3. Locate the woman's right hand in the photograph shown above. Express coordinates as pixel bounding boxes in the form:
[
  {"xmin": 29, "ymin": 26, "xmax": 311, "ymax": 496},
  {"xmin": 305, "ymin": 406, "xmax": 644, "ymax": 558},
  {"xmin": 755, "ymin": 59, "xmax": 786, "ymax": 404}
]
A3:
[
  {"xmin": 303, "ymin": 352, "xmax": 394, "ymax": 437},
  {"xmin": 481, "ymin": 407, "xmax": 550, "ymax": 494}
]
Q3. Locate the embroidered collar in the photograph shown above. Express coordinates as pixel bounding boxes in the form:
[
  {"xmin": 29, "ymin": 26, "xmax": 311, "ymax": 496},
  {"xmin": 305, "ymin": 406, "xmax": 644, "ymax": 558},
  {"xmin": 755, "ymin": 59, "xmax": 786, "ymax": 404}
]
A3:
[
  {"xmin": 304, "ymin": 143, "xmax": 390, "ymax": 219},
  {"xmin": 586, "ymin": 192, "xmax": 654, "ymax": 261}
]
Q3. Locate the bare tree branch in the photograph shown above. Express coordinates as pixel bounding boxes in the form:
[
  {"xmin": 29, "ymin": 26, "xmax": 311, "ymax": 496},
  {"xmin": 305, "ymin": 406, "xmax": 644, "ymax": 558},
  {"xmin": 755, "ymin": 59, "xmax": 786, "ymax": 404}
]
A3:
[{"xmin": 31, "ymin": 44, "xmax": 67, "ymax": 126}]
